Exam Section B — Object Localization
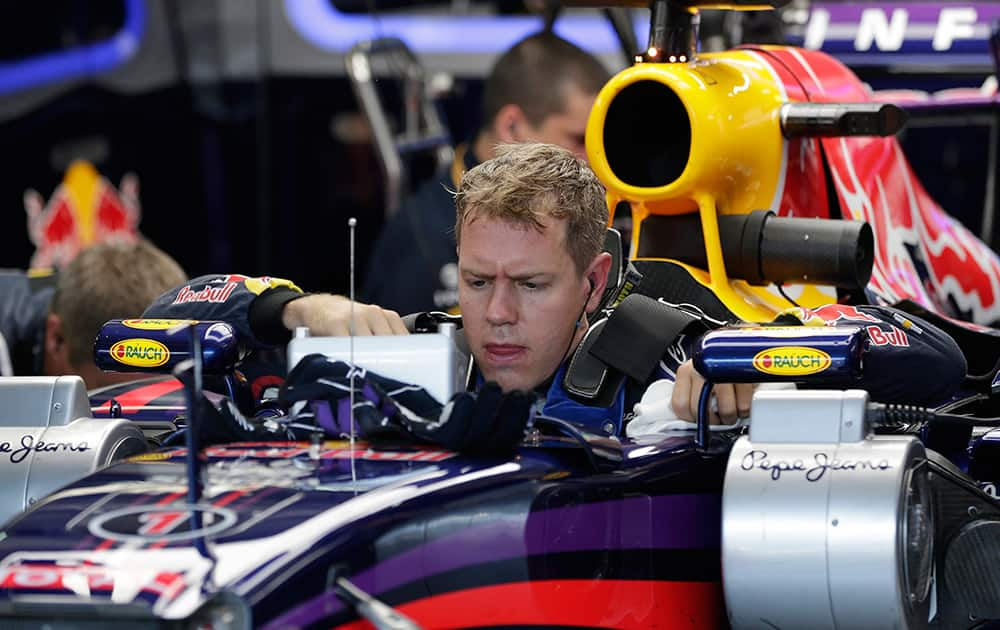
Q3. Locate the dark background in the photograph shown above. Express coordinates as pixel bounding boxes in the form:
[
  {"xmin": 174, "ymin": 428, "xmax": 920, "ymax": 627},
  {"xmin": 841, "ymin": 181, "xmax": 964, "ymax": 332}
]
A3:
[{"xmin": 0, "ymin": 1, "xmax": 994, "ymax": 294}]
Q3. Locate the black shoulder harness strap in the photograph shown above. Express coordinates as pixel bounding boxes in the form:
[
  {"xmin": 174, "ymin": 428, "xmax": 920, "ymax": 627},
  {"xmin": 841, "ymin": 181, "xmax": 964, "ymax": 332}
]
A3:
[
  {"xmin": 563, "ymin": 294, "xmax": 712, "ymax": 406},
  {"xmin": 563, "ymin": 318, "xmax": 616, "ymax": 405}
]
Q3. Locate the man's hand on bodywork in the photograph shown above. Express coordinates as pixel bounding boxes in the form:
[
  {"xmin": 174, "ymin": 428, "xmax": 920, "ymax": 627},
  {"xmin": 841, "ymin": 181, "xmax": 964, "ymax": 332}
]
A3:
[
  {"xmin": 671, "ymin": 359, "xmax": 754, "ymax": 425},
  {"xmin": 281, "ymin": 294, "xmax": 409, "ymax": 336}
]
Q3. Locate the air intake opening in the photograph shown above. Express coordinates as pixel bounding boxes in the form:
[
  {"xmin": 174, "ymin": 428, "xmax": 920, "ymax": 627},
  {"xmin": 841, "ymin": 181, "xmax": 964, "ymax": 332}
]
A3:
[{"xmin": 602, "ymin": 80, "xmax": 691, "ymax": 188}]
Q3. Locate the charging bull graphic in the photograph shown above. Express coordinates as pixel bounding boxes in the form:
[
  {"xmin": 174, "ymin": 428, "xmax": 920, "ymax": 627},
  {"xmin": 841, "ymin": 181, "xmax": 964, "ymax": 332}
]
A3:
[{"xmin": 23, "ymin": 160, "xmax": 141, "ymax": 270}]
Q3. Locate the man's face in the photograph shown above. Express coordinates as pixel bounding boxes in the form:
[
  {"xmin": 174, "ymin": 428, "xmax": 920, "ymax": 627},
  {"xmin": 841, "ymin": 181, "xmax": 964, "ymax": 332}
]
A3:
[
  {"xmin": 458, "ymin": 215, "xmax": 591, "ymax": 392},
  {"xmin": 521, "ymin": 86, "xmax": 595, "ymax": 159}
]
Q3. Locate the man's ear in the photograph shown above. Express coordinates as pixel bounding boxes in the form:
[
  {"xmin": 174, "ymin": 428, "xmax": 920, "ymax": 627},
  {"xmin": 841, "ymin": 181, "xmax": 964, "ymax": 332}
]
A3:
[
  {"xmin": 584, "ymin": 252, "xmax": 613, "ymax": 313},
  {"xmin": 43, "ymin": 312, "xmax": 72, "ymax": 376},
  {"xmin": 493, "ymin": 104, "xmax": 529, "ymax": 145}
]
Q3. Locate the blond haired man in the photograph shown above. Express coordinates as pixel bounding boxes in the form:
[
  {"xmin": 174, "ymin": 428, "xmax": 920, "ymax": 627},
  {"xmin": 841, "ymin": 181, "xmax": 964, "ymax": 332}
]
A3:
[
  {"xmin": 152, "ymin": 143, "xmax": 967, "ymax": 434},
  {"xmin": 451, "ymin": 142, "xmax": 612, "ymax": 393},
  {"xmin": 214, "ymin": 143, "xmax": 754, "ymax": 430}
]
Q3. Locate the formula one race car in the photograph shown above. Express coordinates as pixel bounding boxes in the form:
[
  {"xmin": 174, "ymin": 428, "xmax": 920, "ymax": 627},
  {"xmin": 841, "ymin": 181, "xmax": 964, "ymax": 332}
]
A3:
[
  {"xmin": 0, "ymin": 308, "xmax": 999, "ymax": 630},
  {"xmin": 2, "ymin": 1, "xmax": 1000, "ymax": 628}
]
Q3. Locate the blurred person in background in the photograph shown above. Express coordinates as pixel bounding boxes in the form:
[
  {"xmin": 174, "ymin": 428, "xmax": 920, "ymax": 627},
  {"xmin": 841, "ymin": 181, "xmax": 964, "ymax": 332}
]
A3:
[{"xmin": 0, "ymin": 239, "xmax": 187, "ymax": 389}]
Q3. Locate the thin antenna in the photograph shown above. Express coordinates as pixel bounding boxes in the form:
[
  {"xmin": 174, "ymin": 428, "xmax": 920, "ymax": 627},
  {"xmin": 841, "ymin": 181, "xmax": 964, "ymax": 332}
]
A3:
[
  {"xmin": 348, "ymin": 217, "xmax": 358, "ymax": 486},
  {"xmin": 167, "ymin": 321, "xmax": 204, "ymax": 506},
  {"xmin": 189, "ymin": 324, "xmax": 203, "ymax": 506},
  {"xmin": 168, "ymin": 321, "xmax": 212, "ymax": 560}
]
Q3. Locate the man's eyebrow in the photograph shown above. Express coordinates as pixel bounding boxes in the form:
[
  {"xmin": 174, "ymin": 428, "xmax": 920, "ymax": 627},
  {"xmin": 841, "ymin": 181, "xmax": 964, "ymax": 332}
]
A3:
[
  {"xmin": 459, "ymin": 269, "xmax": 553, "ymax": 281},
  {"xmin": 460, "ymin": 267, "xmax": 491, "ymax": 278},
  {"xmin": 508, "ymin": 272, "xmax": 554, "ymax": 282}
]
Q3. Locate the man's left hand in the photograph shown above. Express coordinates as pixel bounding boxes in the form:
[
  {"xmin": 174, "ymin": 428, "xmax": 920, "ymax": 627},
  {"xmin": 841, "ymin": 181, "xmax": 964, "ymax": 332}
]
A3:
[{"xmin": 671, "ymin": 360, "xmax": 753, "ymax": 425}]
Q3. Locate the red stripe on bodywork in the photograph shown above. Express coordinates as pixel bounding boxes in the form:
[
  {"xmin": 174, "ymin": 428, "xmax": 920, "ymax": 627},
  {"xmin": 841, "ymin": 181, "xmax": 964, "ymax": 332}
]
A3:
[
  {"xmin": 332, "ymin": 580, "xmax": 726, "ymax": 629},
  {"xmin": 99, "ymin": 378, "xmax": 182, "ymax": 414},
  {"xmin": 147, "ymin": 490, "xmax": 244, "ymax": 550},
  {"xmin": 90, "ymin": 488, "xmax": 184, "ymax": 551},
  {"xmin": 143, "ymin": 491, "xmax": 190, "ymax": 548},
  {"xmin": 155, "ymin": 491, "xmax": 187, "ymax": 506},
  {"xmin": 212, "ymin": 490, "xmax": 248, "ymax": 508}
]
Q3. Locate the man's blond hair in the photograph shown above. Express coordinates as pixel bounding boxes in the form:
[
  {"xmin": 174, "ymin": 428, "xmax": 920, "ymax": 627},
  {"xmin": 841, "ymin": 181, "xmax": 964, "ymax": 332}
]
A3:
[
  {"xmin": 50, "ymin": 240, "xmax": 187, "ymax": 367},
  {"xmin": 454, "ymin": 143, "xmax": 608, "ymax": 273}
]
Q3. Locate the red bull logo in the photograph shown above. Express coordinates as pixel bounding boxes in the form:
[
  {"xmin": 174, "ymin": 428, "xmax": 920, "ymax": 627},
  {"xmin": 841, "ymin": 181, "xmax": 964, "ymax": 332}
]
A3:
[
  {"xmin": 24, "ymin": 160, "xmax": 141, "ymax": 270},
  {"xmin": 110, "ymin": 339, "xmax": 170, "ymax": 368},
  {"xmin": 866, "ymin": 325, "xmax": 910, "ymax": 347},
  {"xmin": 810, "ymin": 304, "xmax": 881, "ymax": 324},
  {"xmin": 753, "ymin": 346, "xmax": 832, "ymax": 376},
  {"xmin": 173, "ymin": 283, "xmax": 238, "ymax": 305}
]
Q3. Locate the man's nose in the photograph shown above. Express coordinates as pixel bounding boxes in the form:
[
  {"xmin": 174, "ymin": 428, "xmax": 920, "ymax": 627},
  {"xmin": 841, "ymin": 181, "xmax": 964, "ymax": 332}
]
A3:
[{"xmin": 485, "ymin": 283, "xmax": 517, "ymax": 326}]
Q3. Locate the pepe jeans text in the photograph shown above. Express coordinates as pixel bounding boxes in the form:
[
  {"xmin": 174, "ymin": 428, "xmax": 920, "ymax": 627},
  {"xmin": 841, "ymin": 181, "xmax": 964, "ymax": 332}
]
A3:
[{"xmin": 740, "ymin": 449, "xmax": 891, "ymax": 482}]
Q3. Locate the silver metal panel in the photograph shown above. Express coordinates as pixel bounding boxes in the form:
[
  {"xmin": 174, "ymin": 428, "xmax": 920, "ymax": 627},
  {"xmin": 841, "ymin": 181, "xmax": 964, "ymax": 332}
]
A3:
[
  {"xmin": 724, "ymin": 435, "xmax": 838, "ymax": 629},
  {"xmin": 0, "ymin": 376, "xmax": 147, "ymax": 527},
  {"xmin": 0, "ymin": 376, "xmax": 92, "ymax": 428},
  {"xmin": 0, "ymin": 419, "xmax": 146, "ymax": 527},
  {"xmin": 287, "ymin": 330, "xmax": 467, "ymax": 404},
  {"xmin": 827, "ymin": 437, "xmax": 927, "ymax": 629},
  {"xmin": 749, "ymin": 389, "xmax": 869, "ymax": 443}
]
